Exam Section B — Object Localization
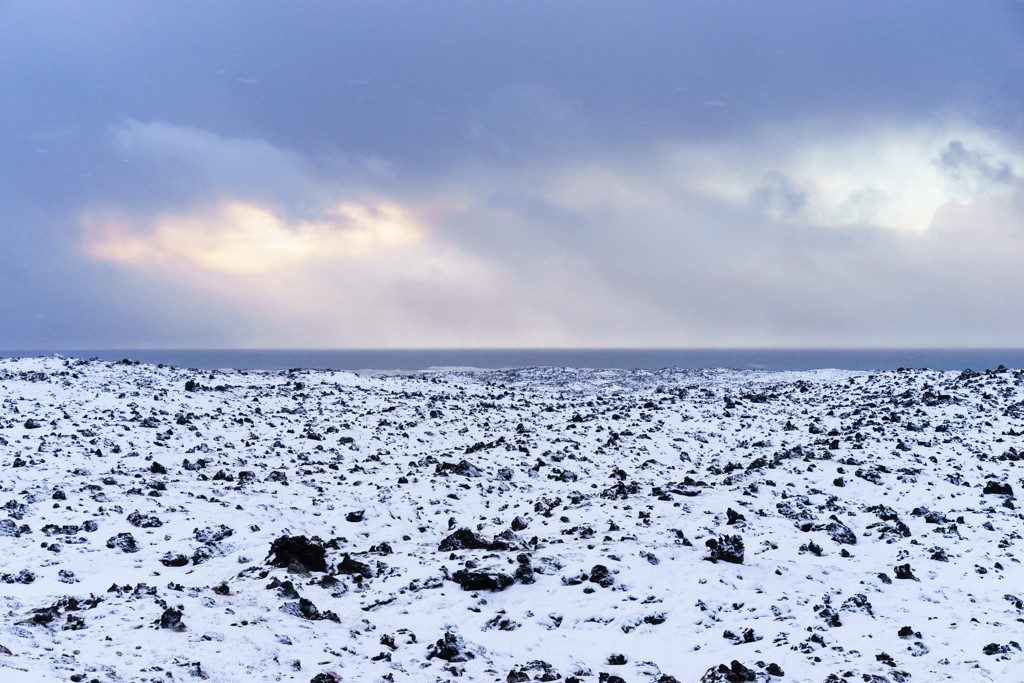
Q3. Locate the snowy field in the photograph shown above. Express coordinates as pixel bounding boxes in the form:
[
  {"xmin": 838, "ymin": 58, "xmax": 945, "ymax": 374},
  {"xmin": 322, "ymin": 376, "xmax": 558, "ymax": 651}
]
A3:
[{"xmin": 0, "ymin": 356, "xmax": 1022, "ymax": 682}]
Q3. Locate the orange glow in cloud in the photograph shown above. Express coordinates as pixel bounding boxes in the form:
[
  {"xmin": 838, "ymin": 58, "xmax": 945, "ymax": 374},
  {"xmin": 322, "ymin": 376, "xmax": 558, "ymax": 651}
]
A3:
[{"xmin": 81, "ymin": 200, "xmax": 423, "ymax": 275}]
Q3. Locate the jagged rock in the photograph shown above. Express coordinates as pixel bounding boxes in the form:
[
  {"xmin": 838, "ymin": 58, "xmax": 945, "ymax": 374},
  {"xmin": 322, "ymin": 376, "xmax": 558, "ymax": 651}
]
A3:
[
  {"xmin": 267, "ymin": 536, "xmax": 327, "ymax": 572},
  {"xmin": 438, "ymin": 527, "xmax": 491, "ymax": 552},
  {"xmin": 705, "ymin": 535, "xmax": 744, "ymax": 564},
  {"xmin": 159, "ymin": 607, "xmax": 185, "ymax": 631},
  {"xmin": 426, "ymin": 631, "xmax": 474, "ymax": 662},
  {"xmin": 452, "ymin": 569, "xmax": 515, "ymax": 591},
  {"xmin": 105, "ymin": 533, "xmax": 140, "ymax": 553}
]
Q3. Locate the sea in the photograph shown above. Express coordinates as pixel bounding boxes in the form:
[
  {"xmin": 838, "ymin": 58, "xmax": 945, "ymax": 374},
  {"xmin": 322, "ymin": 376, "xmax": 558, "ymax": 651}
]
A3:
[{"xmin": 2, "ymin": 349, "xmax": 1024, "ymax": 372}]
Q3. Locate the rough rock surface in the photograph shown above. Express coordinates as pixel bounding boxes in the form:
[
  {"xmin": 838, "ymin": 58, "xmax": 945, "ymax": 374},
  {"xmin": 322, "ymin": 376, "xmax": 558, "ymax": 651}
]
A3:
[{"xmin": 0, "ymin": 356, "xmax": 1023, "ymax": 681}]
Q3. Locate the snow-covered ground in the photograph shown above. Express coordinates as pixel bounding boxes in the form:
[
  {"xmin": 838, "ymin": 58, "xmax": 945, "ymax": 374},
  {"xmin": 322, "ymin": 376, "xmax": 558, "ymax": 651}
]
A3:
[{"xmin": 1, "ymin": 356, "xmax": 1022, "ymax": 682}]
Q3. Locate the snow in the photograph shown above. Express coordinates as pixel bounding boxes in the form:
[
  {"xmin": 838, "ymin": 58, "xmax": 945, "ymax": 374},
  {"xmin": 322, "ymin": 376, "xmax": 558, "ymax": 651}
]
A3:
[{"xmin": 0, "ymin": 357, "xmax": 1021, "ymax": 682}]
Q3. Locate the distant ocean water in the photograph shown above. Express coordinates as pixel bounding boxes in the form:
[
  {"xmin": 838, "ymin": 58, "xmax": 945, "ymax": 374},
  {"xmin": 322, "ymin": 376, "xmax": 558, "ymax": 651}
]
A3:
[{"xmin": 3, "ymin": 349, "xmax": 1024, "ymax": 372}]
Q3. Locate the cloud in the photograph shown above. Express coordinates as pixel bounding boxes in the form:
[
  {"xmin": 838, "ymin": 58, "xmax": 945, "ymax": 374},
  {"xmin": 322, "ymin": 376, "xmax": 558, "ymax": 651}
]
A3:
[
  {"xmin": 82, "ymin": 201, "xmax": 422, "ymax": 275},
  {"xmin": 937, "ymin": 139, "xmax": 1020, "ymax": 194},
  {"xmin": 108, "ymin": 119, "xmax": 393, "ymax": 211},
  {"xmin": 77, "ymin": 117, "xmax": 1024, "ymax": 347},
  {"xmin": 649, "ymin": 120, "xmax": 1024, "ymax": 232}
]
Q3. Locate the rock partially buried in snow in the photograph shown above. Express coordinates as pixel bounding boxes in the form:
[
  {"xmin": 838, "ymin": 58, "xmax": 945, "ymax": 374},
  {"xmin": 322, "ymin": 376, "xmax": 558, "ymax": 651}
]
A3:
[
  {"xmin": 705, "ymin": 535, "xmax": 744, "ymax": 564},
  {"xmin": 267, "ymin": 535, "xmax": 327, "ymax": 572}
]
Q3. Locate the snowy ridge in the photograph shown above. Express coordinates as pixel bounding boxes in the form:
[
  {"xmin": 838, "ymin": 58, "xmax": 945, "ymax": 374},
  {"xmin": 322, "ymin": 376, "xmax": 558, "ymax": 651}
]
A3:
[{"xmin": 0, "ymin": 357, "xmax": 1022, "ymax": 682}]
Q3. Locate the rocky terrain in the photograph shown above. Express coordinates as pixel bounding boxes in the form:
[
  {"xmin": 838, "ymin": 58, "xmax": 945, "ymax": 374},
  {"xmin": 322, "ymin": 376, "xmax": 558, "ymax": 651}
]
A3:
[{"xmin": 0, "ymin": 356, "xmax": 1022, "ymax": 682}]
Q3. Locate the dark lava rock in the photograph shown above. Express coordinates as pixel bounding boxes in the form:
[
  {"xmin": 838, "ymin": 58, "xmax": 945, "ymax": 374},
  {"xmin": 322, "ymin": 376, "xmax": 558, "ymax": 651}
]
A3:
[
  {"xmin": 159, "ymin": 608, "xmax": 185, "ymax": 631},
  {"xmin": 514, "ymin": 554, "xmax": 535, "ymax": 585},
  {"xmin": 588, "ymin": 564, "xmax": 615, "ymax": 588},
  {"xmin": 705, "ymin": 535, "xmax": 744, "ymax": 564},
  {"xmin": 436, "ymin": 459, "xmax": 482, "ymax": 477},
  {"xmin": 336, "ymin": 554, "xmax": 374, "ymax": 578},
  {"xmin": 195, "ymin": 524, "xmax": 233, "ymax": 544},
  {"xmin": 309, "ymin": 671, "xmax": 342, "ymax": 683},
  {"xmin": 29, "ymin": 596, "xmax": 101, "ymax": 630},
  {"xmin": 267, "ymin": 535, "xmax": 327, "ymax": 573},
  {"xmin": 452, "ymin": 569, "xmax": 515, "ymax": 592},
  {"xmin": 898, "ymin": 626, "xmax": 921, "ymax": 639},
  {"xmin": 24, "ymin": 419, "xmax": 42, "ymax": 429},
  {"xmin": 1, "ymin": 569, "xmax": 35, "ymax": 584},
  {"xmin": 426, "ymin": 631, "xmax": 475, "ymax": 662},
  {"xmin": 345, "ymin": 510, "xmax": 365, "ymax": 522},
  {"xmin": 489, "ymin": 529, "xmax": 529, "ymax": 551},
  {"xmin": 983, "ymin": 481, "xmax": 1014, "ymax": 496},
  {"xmin": 894, "ymin": 563, "xmax": 917, "ymax": 580},
  {"xmin": 821, "ymin": 516, "xmax": 857, "ymax": 545},
  {"xmin": 127, "ymin": 512, "xmax": 163, "ymax": 528},
  {"xmin": 310, "ymin": 674, "xmax": 340, "ymax": 683},
  {"xmin": 983, "ymin": 641, "xmax": 1020, "ymax": 656},
  {"xmin": 283, "ymin": 597, "xmax": 339, "ymax": 622},
  {"xmin": 160, "ymin": 552, "xmax": 190, "ymax": 567},
  {"xmin": 438, "ymin": 527, "xmax": 492, "ymax": 552},
  {"xmin": 105, "ymin": 533, "xmax": 139, "ymax": 553},
  {"xmin": 701, "ymin": 660, "xmax": 757, "ymax": 682}
]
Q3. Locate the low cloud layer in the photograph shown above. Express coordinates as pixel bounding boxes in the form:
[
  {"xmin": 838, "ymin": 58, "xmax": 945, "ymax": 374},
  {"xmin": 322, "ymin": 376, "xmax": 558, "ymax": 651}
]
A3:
[{"xmin": 72, "ymin": 118, "xmax": 1024, "ymax": 347}]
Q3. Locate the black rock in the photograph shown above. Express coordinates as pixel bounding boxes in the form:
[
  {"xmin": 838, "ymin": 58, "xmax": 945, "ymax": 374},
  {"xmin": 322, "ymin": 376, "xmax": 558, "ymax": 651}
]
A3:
[
  {"xmin": 336, "ymin": 553, "xmax": 374, "ymax": 578},
  {"xmin": 705, "ymin": 535, "xmax": 744, "ymax": 564},
  {"xmin": 726, "ymin": 508, "xmax": 746, "ymax": 525},
  {"xmin": 438, "ymin": 527, "xmax": 491, "ymax": 552},
  {"xmin": 452, "ymin": 569, "xmax": 515, "ymax": 592},
  {"xmin": 982, "ymin": 641, "xmax": 1020, "ymax": 655},
  {"xmin": 195, "ymin": 524, "xmax": 233, "ymax": 544},
  {"xmin": 489, "ymin": 529, "xmax": 529, "ymax": 551},
  {"xmin": 159, "ymin": 607, "xmax": 185, "ymax": 631},
  {"xmin": 588, "ymin": 564, "xmax": 615, "ymax": 588},
  {"xmin": 160, "ymin": 552, "xmax": 189, "ymax": 567},
  {"xmin": 821, "ymin": 517, "xmax": 857, "ymax": 545},
  {"xmin": 310, "ymin": 674, "xmax": 340, "ymax": 683},
  {"xmin": 983, "ymin": 481, "xmax": 1014, "ymax": 496},
  {"xmin": 514, "ymin": 554, "xmax": 535, "ymax": 585},
  {"xmin": 105, "ymin": 533, "xmax": 139, "ymax": 553},
  {"xmin": 127, "ymin": 511, "xmax": 163, "ymax": 528},
  {"xmin": 426, "ymin": 631, "xmax": 474, "ymax": 662},
  {"xmin": 700, "ymin": 660, "xmax": 757, "ymax": 682},
  {"xmin": 436, "ymin": 459, "xmax": 482, "ymax": 477},
  {"xmin": 894, "ymin": 563, "xmax": 916, "ymax": 580},
  {"xmin": 267, "ymin": 535, "xmax": 327, "ymax": 572},
  {"xmin": 283, "ymin": 597, "xmax": 339, "ymax": 622}
]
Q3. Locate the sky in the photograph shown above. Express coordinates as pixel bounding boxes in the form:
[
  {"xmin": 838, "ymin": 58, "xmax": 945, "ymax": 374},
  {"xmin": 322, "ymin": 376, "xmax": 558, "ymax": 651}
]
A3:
[{"xmin": 2, "ymin": 1, "xmax": 1023, "ymax": 349}]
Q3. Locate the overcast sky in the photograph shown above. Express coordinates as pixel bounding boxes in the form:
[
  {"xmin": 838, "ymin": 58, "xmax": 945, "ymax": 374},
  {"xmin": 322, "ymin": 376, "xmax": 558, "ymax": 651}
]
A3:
[{"xmin": 2, "ymin": 1, "xmax": 1023, "ymax": 348}]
